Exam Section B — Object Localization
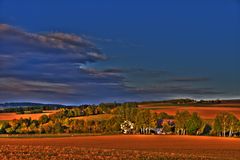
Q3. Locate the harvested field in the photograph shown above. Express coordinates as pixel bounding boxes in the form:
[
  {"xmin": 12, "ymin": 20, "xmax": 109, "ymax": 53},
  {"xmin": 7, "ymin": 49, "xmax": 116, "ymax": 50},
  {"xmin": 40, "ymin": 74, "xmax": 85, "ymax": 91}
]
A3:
[
  {"xmin": 71, "ymin": 114, "xmax": 113, "ymax": 121},
  {"xmin": 0, "ymin": 110, "xmax": 57, "ymax": 121},
  {"xmin": 139, "ymin": 104, "xmax": 240, "ymax": 119},
  {"xmin": 0, "ymin": 135, "xmax": 239, "ymax": 160}
]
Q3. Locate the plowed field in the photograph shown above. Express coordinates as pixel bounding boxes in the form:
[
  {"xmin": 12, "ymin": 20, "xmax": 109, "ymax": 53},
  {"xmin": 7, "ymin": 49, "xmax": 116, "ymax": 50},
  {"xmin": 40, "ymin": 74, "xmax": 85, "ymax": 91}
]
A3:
[{"xmin": 0, "ymin": 135, "xmax": 239, "ymax": 160}]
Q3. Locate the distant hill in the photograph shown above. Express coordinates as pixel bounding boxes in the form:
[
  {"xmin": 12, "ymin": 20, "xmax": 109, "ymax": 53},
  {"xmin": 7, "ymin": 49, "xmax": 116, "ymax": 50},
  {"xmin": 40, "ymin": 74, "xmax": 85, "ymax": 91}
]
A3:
[
  {"xmin": 1, "ymin": 99, "xmax": 240, "ymax": 109},
  {"xmin": 138, "ymin": 99, "xmax": 240, "ymax": 105},
  {"xmin": 0, "ymin": 102, "xmax": 65, "ymax": 108}
]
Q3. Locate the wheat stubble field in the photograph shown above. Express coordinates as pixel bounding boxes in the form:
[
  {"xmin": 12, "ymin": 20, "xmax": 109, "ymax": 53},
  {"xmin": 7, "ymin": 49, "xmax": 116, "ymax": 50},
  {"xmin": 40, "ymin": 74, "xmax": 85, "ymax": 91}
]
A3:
[
  {"xmin": 139, "ymin": 103, "xmax": 240, "ymax": 119},
  {"xmin": 0, "ymin": 110, "xmax": 57, "ymax": 121},
  {"xmin": 0, "ymin": 135, "xmax": 240, "ymax": 160}
]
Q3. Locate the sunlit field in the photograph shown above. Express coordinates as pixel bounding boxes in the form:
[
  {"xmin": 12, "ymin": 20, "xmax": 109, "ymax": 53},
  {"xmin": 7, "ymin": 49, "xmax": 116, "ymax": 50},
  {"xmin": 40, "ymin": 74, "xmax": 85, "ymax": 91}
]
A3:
[
  {"xmin": 0, "ymin": 135, "xmax": 239, "ymax": 160},
  {"xmin": 0, "ymin": 0, "xmax": 239, "ymax": 159},
  {"xmin": 0, "ymin": 110, "xmax": 57, "ymax": 121},
  {"xmin": 70, "ymin": 114, "xmax": 113, "ymax": 121},
  {"xmin": 140, "ymin": 103, "xmax": 240, "ymax": 119}
]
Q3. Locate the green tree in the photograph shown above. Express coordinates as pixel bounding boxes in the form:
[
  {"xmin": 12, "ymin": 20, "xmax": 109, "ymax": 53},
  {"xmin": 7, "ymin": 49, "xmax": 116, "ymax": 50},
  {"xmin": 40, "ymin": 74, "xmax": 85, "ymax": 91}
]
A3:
[
  {"xmin": 135, "ymin": 109, "xmax": 156, "ymax": 134},
  {"xmin": 213, "ymin": 112, "xmax": 238, "ymax": 137},
  {"xmin": 158, "ymin": 112, "xmax": 174, "ymax": 119},
  {"xmin": 0, "ymin": 121, "xmax": 9, "ymax": 133},
  {"xmin": 228, "ymin": 113, "xmax": 238, "ymax": 137},
  {"xmin": 175, "ymin": 110, "xmax": 191, "ymax": 135},
  {"xmin": 6, "ymin": 119, "xmax": 19, "ymax": 134},
  {"xmin": 39, "ymin": 115, "xmax": 49, "ymax": 124},
  {"xmin": 186, "ymin": 112, "xmax": 203, "ymax": 135},
  {"xmin": 41, "ymin": 121, "xmax": 54, "ymax": 134},
  {"xmin": 84, "ymin": 106, "xmax": 95, "ymax": 116},
  {"xmin": 237, "ymin": 121, "xmax": 240, "ymax": 135},
  {"xmin": 53, "ymin": 122, "xmax": 63, "ymax": 133},
  {"xmin": 95, "ymin": 106, "xmax": 103, "ymax": 114}
]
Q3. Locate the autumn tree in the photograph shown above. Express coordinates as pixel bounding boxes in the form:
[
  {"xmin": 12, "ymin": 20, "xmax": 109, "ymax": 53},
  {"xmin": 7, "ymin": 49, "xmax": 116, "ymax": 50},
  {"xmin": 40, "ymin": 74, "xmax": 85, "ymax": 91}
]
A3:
[
  {"xmin": 84, "ymin": 106, "xmax": 95, "ymax": 116},
  {"xmin": 162, "ymin": 120, "xmax": 174, "ymax": 133},
  {"xmin": 213, "ymin": 112, "xmax": 239, "ymax": 137},
  {"xmin": 135, "ymin": 109, "xmax": 157, "ymax": 134},
  {"xmin": 175, "ymin": 110, "xmax": 191, "ymax": 135},
  {"xmin": 158, "ymin": 112, "xmax": 174, "ymax": 119},
  {"xmin": 0, "ymin": 121, "xmax": 9, "ymax": 133},
  {"xmin": 39, "ymin": 115, "xmax": 49, "ymax": 124},
  {"xmin": 228, "ymin": 113, "xmax": 238, "ymax": 137}
]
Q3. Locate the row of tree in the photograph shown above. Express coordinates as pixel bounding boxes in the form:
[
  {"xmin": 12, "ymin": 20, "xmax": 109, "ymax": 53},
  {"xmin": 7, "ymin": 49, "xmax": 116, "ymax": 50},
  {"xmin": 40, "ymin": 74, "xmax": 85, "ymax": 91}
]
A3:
[
  {"xmin": 0, "ymin": 104, "xmax": 154, "ymax": 134},
  {"xmin": 175, "ymin": 111, "xmax": 205, "ymax": 135},
  {"xmin": 53, "ymin": 106, "xmax": 109, "ymax": 118},
  {"xmin": 213, "ymin": 112, "xmax": 240, "ymax": 137},
  {"xmin": 0, "ymin": 105, "xmax": 240, "ymax": 137},
  {"xmin": 0, "ymin": 102, "xmax": 125, "ymax": 113}
]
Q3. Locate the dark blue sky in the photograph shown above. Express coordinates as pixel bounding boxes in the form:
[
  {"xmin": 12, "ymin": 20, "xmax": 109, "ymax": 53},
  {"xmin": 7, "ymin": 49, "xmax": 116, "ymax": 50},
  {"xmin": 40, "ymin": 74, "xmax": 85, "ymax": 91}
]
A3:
[{"xmin": 0, "ymin": 0, "xmax": 239, "ymax": 104}]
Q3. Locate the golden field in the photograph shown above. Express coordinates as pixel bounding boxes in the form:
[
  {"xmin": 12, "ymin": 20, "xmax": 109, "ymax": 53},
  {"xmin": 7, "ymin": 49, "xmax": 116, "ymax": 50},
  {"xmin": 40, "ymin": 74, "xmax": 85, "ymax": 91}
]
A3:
[
  {"xmin": 139, "ymin": 103, "xmax": 240, "ymax": 119},
  {"xmin": 70, "ymin": 114, "xmax": 113, "ymax": 121},
  {"xmin": 0, "ymin": 110, "xmax": 57, "ymax": 121}
]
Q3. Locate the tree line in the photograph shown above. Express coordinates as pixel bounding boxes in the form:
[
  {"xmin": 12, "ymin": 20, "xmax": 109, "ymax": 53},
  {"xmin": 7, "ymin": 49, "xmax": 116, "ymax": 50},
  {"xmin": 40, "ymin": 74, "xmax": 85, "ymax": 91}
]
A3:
[
  {"xmin": 0, "ymin": 102, "xmax": 122, "ymax": 113},
  {"xmin": 0, "ymin": 104, "xmax": 240, "ymax": 137}
]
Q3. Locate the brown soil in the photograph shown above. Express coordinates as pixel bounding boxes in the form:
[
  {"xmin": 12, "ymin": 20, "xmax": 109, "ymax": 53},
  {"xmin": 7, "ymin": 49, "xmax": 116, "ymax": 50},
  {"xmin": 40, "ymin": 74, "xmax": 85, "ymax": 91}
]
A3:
[{"xmin": 0, "ymin": 135, "xmax": 239, "ymax": 159}]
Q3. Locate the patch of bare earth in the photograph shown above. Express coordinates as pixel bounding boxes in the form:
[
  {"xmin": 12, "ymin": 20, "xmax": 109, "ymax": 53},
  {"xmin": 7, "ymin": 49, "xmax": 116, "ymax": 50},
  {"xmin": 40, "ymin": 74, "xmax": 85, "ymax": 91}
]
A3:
[{"xmin": 0, "ymin": 135, "xmax": 239, "ymax": 160}]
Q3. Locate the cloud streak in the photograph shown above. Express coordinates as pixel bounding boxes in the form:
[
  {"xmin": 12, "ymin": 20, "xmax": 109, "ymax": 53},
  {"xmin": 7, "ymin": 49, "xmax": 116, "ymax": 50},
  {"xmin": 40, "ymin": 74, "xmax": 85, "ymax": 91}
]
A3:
[
  {"xmin": 0, "ymin": 24, "xmax": 106, "ymax": 64},
  {"xmin": 0, "ymin": 24, "xmax": 123, "ymax": 103},
  {"xmin": 0, "ymin": 77, "xmax": 73, "ymax": 94},
  {"xmin": 167, "ymin": 77, "xmax": 210, "ymax": 82},
  {"xmin": 0, "ymin": 24, "xmax": 226, "ymax": 103}
]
